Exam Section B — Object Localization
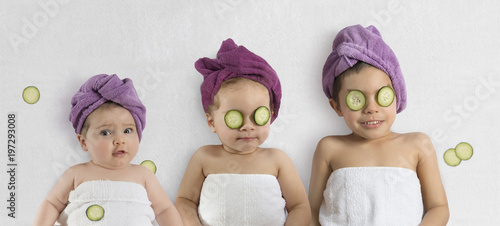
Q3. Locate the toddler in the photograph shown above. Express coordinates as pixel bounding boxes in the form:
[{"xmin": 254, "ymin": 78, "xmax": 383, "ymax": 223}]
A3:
[
  {"xmin": 34, "ymin": 74, "xmax": 182, "ymax": 225},
  {"xmin": 309, "ymin": 25, "xmax": 449, "ymax": 225},
  {"xmin": 175, "ymin": 39, "xmax": 311, "ymax": 225}
]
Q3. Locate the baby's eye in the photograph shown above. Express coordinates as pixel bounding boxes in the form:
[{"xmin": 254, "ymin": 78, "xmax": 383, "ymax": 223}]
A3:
[
  {"xmin": 100, "ymin": 130, "xmax": 111, "ymax": 136},
  {"xmin": 124, "ymin": 128, "xmax": 133, "ymax": 134}
]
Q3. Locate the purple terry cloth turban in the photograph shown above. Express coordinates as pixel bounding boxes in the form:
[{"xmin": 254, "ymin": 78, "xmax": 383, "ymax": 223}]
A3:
[
  {"xmin": 322, "ymin": 24, "xmax": 407, "ymax": 113},
  {"xmin": 195, "ymin": 38, "xmax": 282, "ymax": 123},
  {"xmin": 69, "ymin": 74, "xmax": 146, "ymax": 141}
]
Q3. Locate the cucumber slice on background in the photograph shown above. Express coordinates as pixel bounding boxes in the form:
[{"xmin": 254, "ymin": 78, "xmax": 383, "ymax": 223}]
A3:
[
  {"xmin": 455, "ymin": 142, "xmax": 473, "ymax": 160},
  {"xmin": 22, "ymin": 86, "xmax": 40, "ymax": 104},
  {"xmin": 140, "ymin": 160, "xmax": 157, "ymax": 174},
  {"xmin": 86, "ymin": 204, "xmax": 104, "ymax": 221},
  {"xmin": 443, "ymin": 148, "xmax": 461, "ymax": 166},
  {"xmin": 254, "ymin": 106, "xmax": 270, "ymax": 126},
  {"xmin": 346, "ymin": 90, "xmax": 366, "ymax": 111},
  {"xmin": 377, "ymin": 86, "xmax": 395, "ymax": 107},
  {"xmin": 224, "ymin": 110, "xmax": 243, "ymax": 129}
]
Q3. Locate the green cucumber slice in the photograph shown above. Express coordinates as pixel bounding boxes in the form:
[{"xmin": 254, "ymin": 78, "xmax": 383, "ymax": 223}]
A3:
[
  {"xmin": 22, "ymin": 86, "xmax": 40, "ymax": 104},
  {"xmin": 377, "ymin": 86, "xmax": 395, "ymax": 107},
  {"xmin": 443, "ymin": 148, "xmax": 461, "ymax": 166},
  {"xmin": 224, "ymin": 110, "xmax": 243, "ymax": 129},
  {"xmin": 140, "ymin": 160, "xmax": 157, "ymax": 174},
  {"xmin": 346, "ymin": 90, "xmax": 366, "ymax": 111},
  {"xmin": 455, "ymin": 142, "xmax": 473, "ymax": 160},
  {"xmin": 86, "ymin": 204, "xmax": 104, "ymax": 221},
  {"xmin": 254, "ymin": 106, "xmax": 270, "ymax": 126}
]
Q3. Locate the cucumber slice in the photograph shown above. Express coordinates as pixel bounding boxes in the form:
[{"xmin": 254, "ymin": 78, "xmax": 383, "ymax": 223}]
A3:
[
  {"xmin": 254, "ymin": 106, "xmax": 270, "ymax": 126},
  {"xmin": 224, "ymin": 110, "xmax": 243, "ymax": 129},
  {"xmin": 140, "ymin": 160, "xmax": 157, "ymax": 174},
  {"xmin": 86, "ymin": 204, "xmax": 104, "ymax": 221},
  {"xmin": 377, "ymin": 86, "xmax": 395, "ymax": 107},
  {"xmin": 22, "ymin": 86, "xmax": 40, "ymax": 104},
  {"xmin": 455, "ymin": 142, "xmax": 473, "ymax": 160},
  {"xmin": 346, "ymin": 90, "xmax": 366, "ymax": 111},
  {"xmin": 443, "ymin": 148, "xmax": 461, "ymax": 166}
]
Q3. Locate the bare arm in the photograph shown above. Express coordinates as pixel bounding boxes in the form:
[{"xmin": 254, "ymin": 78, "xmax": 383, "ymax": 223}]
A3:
[
  {"xmin": 142, "ymin": 166, "xmax": 183, "ymax": 226},
  {"xmin": 33, "ymin": 168, "xmax": 75, "ymax": 226},
  {"xmin": 274, "ymin": 149, "xmax": 311, "ymax": 226},
  {"xmin": 415, "ymin": 133, "xmax": 449, "ymax": 225},
  {"xmin": 308, "ymin": 137, "xmax": 334, "ymax": 226},
  {"xmin": 175, "ymin": 149, "xmax": 206, "ymax": 226}
]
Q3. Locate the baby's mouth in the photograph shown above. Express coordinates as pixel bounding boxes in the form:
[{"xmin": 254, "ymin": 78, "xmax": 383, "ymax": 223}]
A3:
[
  {"xmin": 362, "ymin": 120, "xmax": 382, "ymax": 125},
  {"xmin": 112, "ymin": 150, "xmax": 126, "ymax": 157}
]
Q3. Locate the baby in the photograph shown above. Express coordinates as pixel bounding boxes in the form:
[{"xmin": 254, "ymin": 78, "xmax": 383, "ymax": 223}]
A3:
[
  {"xmin": 175, "ymin": 39, "xmax": 311, "ymax": 225},
  {"xmin": 34, "ymin": 74, "xmax": 182, "ymax": 225},
  {"xmin": 309, "ymin": 25, "xmax": 449, "ymax": 225}
]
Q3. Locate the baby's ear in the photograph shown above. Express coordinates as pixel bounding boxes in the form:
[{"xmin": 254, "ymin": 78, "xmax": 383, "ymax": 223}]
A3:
[
  {"xmin": 329, "ymin": 99, "xmax": 343, "ymax": 117},
  {"xmin": 205, "ymin": 113, "xmax": 216, "ymax": 133},
  {"xmin": 76, "ymin": 134, "xmax": 88, "ymax": 151}
]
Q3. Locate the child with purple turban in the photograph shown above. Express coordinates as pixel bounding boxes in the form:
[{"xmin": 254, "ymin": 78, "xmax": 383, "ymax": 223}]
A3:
[
  {"xmin": 309, "ymin": 25, "xmax": 449, "ymax": 225},
  {"xmin": 34, "ymin": 74, "xmax": 182, "ymax": 225},
  {"xmin": 175, "ymin": 39, "xmax": 311, "ymax": 225}
]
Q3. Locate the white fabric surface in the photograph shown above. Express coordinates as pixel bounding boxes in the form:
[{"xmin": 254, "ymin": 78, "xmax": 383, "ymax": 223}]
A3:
[
  {"xmin": 199, "ymin": 174, "xmax": 286, "ymax": 226},
  {"xmin": 319, "ymin": 167, "xmax": 423, "ymax": 226},
  {"xmin": 57, "ymin": 180, "xmax": 155, "ymax": 226}
]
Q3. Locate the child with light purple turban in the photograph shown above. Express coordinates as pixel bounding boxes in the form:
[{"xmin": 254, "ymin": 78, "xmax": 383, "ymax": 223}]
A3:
[
  {"xmin": 175, "ymin": 38, "xmax": 311, "ymax": 225},
  {"xmin": 309, "ymin": 25, "xmax": 449, "ymax": 225},
  {"xmin": 34, "ymin": 74, "xmax": 182, "ymax": 225}
]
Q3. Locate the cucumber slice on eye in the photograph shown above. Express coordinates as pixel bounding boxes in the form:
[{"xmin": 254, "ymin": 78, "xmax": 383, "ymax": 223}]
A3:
[
  {"xmin": 443, "ymin": 148, "xmax": 461, "ymax": 166},
  {"xmin": 377, "ymin": 86, "xmax": 395, "ymax": 107},
  {"xmin": 455, "ymin": 142, "xmax": 473, "ymax": 160},
  {"xmin": 140, "ymin": 160, "xmax": 157, "ymax": 174},
  {"xmin": 346, "ymin": 90, "xmax": 366, "ymax": 111},
  {"xmin": 224, "ymin": 110, "xmax": 243, "ymax": 129},
  {"xmin": 86, "ymin": 204, "xmax": 105, "ymax": 221},
  {"xmin": 254, "ymin": 106, "xmax": 270, "ymax": 126}
]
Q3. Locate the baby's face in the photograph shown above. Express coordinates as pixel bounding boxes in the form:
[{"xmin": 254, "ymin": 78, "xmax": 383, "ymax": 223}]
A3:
[
  {"xmin": 335, "ymin": 66, "xmax": 397, "ymax": 140},
  {"xmin": 207, "ymin": 80, "xmax": 271, "ymax": 154},
  {"xmin": 78, "ymin": 103, "xmax": 139, "ymax": 169}
]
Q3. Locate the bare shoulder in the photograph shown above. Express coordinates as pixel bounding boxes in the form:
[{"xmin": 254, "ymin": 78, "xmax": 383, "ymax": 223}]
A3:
[
  {"xmin": 397, "ymin": 132, "xmax": 434, "ymax": 149},
  {"xmin": 192, "ymin": 145, "xmax": 223, "ymax": 159},
  {"xmin": 63, "ymin": 162, "xmax": 88, "ymax": 179},
  {"xmin": 396, "ymin": 132, "xmax": 436, "ymax": 158},
  {"xmin": 398, "ymin": 131, "xmax": 430, "ymax": 140},
  {"xmin": 260, "ymin": 147, "xmax": 288, "ymax": 158},
  {"xmin": 132, "ymin": 164, "xmax": 155, "ymax": 176},
  {"xmin": 315, "ymin": 135, "xmax": 349, "ymax": 158}
]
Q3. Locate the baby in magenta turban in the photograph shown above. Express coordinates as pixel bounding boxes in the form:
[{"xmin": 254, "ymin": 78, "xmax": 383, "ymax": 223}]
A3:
[
  {"xmin": 196, "ymin": 38, "xmax": 282, "ymax": 123},
  {"xmin": 309, "ymin": 25, "xmax": 449, "ymax": 225},
  {"xmin": 69, "ymin": 74, "xmax": 146, "ymax": 140},
  {"xmin": 34, "ymin": 74, "xmax": 183, "ymax": 225},
  {"xmin": 175, "ymin": 39, "xmax": 311, "ymax": 225}
]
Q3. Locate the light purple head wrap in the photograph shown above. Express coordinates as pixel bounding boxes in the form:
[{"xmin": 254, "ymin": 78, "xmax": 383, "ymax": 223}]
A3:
[
  {"xmin": 69, "ymin": 74, "xmax": 146, "ymax": 141},
  {"xmin": 195, "ymin": 38, "xmax": 282, "ymax": 123},
  {"xmin": 322, "ymin": 25, "xmax": 407, "ymax": 113}
]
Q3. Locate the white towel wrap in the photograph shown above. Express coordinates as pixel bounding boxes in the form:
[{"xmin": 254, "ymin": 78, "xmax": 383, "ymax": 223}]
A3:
[
  {"xmin": 198, "ymin": 174, "xmax": 286, "ymax": 226},
  {"xmin": 319, "ymin": 167, "xmax": 423, "ymax": 226},
  {"xmin": 57, "ymin": 180, "xmax": 155, "ymax": 226}
]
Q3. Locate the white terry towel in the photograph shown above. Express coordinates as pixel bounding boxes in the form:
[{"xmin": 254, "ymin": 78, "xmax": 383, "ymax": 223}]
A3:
[
  {"xmin": 57, "ymin": 180, "xmax": 155, "ymax": 226},
  {"xmin": 319, "ymin": 167, "xmax": 423, "ymax": 226},
  {"xmin": 199, "ymin": 174, "xmax": 286, "ymax": 226}
]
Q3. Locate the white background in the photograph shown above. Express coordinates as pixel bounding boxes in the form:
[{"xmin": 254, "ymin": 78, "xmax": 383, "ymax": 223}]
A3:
[{"xmin": 1, "ymin": 0, "xmax": 499, "ymax": 225}]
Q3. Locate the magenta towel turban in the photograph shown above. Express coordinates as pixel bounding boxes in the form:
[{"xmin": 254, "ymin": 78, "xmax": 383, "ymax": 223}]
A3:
[
  {"xmin": 195, "ymin": 38, "xmax": 282, "ymax": 123},
  {"xmin": 69, "ymin": 74, "xmax": 146, "ymax": 141},
  {"xmin": 322, "ymin": 25, "xmax": 407, "ymax": 113}
]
